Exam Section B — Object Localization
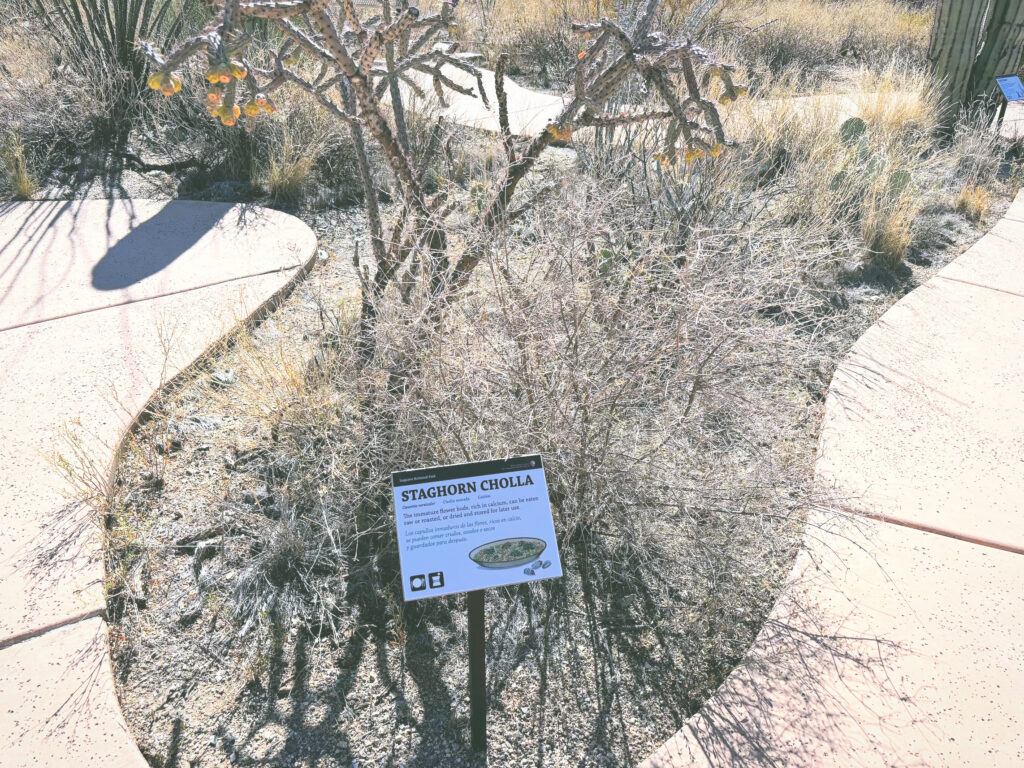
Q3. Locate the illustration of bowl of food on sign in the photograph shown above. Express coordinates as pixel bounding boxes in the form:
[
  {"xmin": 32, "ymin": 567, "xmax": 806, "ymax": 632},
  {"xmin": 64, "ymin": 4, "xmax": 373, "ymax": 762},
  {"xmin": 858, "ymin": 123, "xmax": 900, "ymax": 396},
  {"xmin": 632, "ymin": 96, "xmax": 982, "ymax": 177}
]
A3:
[{"xmin": 469, "ymin": 537, "xmax": 547, "ymax": 569}]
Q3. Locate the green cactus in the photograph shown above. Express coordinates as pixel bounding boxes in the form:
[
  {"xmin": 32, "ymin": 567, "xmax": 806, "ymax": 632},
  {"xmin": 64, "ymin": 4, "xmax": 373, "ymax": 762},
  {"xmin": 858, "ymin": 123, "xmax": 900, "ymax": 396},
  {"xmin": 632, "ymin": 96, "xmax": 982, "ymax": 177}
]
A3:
[
  {"xmin": 928, "ymin": 0, "xmax": 1024, "ymax": 125},
  {"xmin": 839, "ymin": 117, "xmax": 867, "ymax": 146}
]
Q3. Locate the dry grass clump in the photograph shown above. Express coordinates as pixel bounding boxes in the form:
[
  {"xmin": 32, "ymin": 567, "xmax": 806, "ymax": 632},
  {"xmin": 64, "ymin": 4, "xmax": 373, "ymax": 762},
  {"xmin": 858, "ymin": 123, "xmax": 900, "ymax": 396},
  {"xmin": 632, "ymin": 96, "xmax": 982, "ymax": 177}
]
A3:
[
  {"xmin": 717, "ymin": 0, "xmax": 933, "ymax": 89},
  {"xmin": 956, "ymin": 184, "xmax": 991, "ymax": 222},
  {"xmin": 0, "ymin": 134, "xmax": 38, "ymax": 200},
  {"xmin": 701, "ymin": 61, "xmax": 1004, "ymax": 273}
]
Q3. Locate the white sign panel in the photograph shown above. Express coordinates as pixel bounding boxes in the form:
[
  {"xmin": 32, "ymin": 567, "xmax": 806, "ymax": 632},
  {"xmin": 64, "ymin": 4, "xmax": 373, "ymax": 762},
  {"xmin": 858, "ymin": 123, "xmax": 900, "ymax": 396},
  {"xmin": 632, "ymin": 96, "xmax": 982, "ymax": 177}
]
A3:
[{"xmin": 392, "ymin": 455, "xmax": 563, "ymax": 601}]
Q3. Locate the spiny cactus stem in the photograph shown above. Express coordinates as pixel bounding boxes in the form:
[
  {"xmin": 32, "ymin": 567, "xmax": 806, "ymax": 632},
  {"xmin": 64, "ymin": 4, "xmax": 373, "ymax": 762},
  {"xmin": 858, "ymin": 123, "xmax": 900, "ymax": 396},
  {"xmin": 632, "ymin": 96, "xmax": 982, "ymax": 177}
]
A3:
[
  {"xmin": 279, "ymin": 69, "xmax": 358, "ymax": 125},
  {"xmin": 494, "ymin": 53, "xmax": 514, "ymax": 158},
  {"xmin": 164, "ymin": 36, "xmax": 208, "ymax": 70},
  {"xmin": 272, "ymin": 18, "xmax": 335, "ymax": 64},
  {"xmin": 580, "ymin": 109, "xmax": 674, "ymax": 127},
  {"xmin": 239, "ymin": 0, "xmax": 311, "ymax": 20},
  {"xmin": 340, "ymin": 0, "xmax": 364, "ymax": 35},
  {"xmin": 310, "ymin": 9, "xmax": 426, "ymax": 213}
]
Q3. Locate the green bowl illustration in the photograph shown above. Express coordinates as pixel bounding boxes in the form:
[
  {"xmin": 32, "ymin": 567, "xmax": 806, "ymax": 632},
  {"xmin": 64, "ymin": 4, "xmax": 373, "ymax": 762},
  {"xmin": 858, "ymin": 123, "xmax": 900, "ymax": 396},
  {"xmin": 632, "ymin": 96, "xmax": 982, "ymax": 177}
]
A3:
[{"xmin": 468, "ymin": 537, "xmax": 547, "ymax": 569}]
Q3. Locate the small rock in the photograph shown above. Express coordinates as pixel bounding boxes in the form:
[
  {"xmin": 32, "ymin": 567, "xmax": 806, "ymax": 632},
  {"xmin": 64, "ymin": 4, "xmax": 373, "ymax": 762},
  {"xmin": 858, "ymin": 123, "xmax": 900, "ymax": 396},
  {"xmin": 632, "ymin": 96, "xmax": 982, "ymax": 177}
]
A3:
[{"xmin": 210, "ymin": 370, "xmax": 238, "ymax": 389}]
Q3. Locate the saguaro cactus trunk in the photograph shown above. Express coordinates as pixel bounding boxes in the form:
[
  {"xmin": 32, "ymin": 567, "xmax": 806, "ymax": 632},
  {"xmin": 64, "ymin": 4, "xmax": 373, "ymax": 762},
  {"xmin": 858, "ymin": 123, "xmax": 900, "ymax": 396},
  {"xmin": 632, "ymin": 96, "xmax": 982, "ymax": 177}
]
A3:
[{"xmin": 929, "ymin": 0, "xmax": 1024, "ymax": 124}]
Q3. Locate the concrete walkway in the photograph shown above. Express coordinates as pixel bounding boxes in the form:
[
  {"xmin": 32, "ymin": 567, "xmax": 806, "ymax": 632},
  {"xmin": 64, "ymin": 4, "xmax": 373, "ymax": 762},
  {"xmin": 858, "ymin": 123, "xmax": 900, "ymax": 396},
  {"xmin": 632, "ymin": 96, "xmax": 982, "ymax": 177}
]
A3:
[
  {"xmin": 640, "ymin": 191, "xmax": 1024, "ymax": 767},
  {"xmin": 0, "ymin": 200, "xmax": 316, "ymax": 767}
]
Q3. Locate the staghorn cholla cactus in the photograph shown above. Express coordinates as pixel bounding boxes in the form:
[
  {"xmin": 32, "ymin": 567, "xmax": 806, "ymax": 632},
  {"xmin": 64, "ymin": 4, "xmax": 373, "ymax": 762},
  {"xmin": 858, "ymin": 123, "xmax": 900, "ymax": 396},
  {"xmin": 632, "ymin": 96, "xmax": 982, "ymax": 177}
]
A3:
[{"xmin": 140, "ymin": 0, "xmax": 743, "ymax": 348}]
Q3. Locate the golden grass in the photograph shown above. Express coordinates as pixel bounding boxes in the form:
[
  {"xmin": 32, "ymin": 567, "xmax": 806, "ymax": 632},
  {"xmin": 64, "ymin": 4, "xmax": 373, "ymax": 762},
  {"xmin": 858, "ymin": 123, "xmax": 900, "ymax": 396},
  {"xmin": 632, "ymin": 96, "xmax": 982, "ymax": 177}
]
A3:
[
  {"xmin": 956, "ymin": 184, "xmax": 991, "ymax": 223},
  {"xmin": 851, "ymin": 66, "xmax": 939, "ymax": 135},
  {"xmin": 1, "ymin": 136, "xmax": 38, "ymax": 200},
  {"xmin": 861, "ymin": 191, "xmax": 918, "ymax": 270},
  {"xmin": 720, "ymin": 0, "xmax": 932, "ymax": 57}
]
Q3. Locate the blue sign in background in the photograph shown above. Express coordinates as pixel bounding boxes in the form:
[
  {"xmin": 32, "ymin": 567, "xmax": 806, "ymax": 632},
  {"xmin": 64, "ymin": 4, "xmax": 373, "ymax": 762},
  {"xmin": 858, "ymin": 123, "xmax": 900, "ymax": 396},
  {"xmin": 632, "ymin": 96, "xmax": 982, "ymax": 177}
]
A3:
[{"xmin": 996, "ymin": 74, "xmax": 1024, "ymax": 102}]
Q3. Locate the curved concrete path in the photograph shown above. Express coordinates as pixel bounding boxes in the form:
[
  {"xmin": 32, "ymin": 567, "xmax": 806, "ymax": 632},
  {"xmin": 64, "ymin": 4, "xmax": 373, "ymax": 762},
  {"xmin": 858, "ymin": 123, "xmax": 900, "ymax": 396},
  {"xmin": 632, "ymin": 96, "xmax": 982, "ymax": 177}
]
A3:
[
  {"xmin": 641, "ymin": 191, "xmax": 1024, "ymax": 767},
  {"xmin": 0, "ymin": 199, "xmax": 317, "ymax": 767}
]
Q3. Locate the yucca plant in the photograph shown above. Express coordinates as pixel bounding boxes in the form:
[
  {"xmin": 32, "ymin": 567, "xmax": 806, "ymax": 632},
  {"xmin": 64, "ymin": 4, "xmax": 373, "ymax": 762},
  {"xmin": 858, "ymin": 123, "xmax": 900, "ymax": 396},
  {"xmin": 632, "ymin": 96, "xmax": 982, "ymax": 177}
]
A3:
[{"xmin": 23, "ymin": 0, "xmax": 205, "ymax": 146}]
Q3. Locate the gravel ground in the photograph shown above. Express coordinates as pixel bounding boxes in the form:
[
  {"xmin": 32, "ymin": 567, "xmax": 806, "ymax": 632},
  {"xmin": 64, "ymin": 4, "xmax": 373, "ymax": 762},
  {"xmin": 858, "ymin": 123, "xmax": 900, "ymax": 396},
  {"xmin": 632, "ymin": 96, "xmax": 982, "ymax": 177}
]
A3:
[{"xmin": 103, "ymin": 174, "xmax": 1009, "ymax": 768}]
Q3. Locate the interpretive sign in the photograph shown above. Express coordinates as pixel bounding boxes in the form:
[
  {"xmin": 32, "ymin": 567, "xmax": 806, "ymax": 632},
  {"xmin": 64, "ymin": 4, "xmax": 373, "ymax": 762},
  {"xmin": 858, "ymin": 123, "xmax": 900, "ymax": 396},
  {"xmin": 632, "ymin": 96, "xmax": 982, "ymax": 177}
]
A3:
[
  {"xmin": 996, "ymin": 74, "xmax": 1024, "ymax": 102},
  {"xmin": 392, "ymin": 455, "xmax": 563, "ymax": 602}
]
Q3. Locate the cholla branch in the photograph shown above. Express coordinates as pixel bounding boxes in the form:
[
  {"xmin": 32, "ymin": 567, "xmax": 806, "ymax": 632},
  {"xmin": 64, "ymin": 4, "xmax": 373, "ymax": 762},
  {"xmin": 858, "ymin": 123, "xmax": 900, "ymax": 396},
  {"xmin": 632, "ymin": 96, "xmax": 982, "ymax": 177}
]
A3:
[{"xmin": 139, "ymin": 0, "xmax": 740, "ymax": 355}]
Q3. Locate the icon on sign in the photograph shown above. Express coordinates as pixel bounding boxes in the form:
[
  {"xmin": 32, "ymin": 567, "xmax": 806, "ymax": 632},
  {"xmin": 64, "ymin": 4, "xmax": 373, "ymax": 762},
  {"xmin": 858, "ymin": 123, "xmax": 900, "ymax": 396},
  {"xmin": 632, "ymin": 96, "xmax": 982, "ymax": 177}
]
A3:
[
  {"xmin": 429, "ymin": 571, "xmax": 445, "ymax": 589},
  {"xmin": 410, "ymin": 574, "xmax": 427, "ymax": 592}
]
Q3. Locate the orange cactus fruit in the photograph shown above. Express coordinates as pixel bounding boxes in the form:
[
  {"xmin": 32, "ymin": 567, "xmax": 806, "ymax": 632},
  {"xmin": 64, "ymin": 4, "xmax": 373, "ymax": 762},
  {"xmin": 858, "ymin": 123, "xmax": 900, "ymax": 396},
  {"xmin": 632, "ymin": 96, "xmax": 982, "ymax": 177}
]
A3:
[
  {"xmin": 243, "ymin": 101, "xmax": 260, "ymax": 117},
  {"xmin": 578, "ymin": 50, "xmax": 587, "ymax": 59},
  {"xmin": 709, "ymin": 142, "xmax": 725, "ymax": 158},
  {"xmin": 255, "ymin": 94, "xmax": 268, "ymax": 107},
  {"xmin": 207, "ymin": 90, "xmax": 223, "ymax": 106},
  {"xmin": 160, "ymin": 79, "xmax": 176, "ymax": 97},
  {"xmin": 207, "ymin": 64, "xmax": 232, "ymax": 84},
  {"xmin": 229, "ymin": 61, "xmax": 247, "ymax": 80}
]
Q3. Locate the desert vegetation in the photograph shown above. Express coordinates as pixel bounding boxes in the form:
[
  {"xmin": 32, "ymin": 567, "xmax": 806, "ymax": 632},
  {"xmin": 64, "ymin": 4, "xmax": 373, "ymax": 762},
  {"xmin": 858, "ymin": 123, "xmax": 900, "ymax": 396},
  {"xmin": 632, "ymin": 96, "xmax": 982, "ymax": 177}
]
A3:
[{"xmin": 3, "ymin": 0, "xmax": 1022, "ymax": 765}]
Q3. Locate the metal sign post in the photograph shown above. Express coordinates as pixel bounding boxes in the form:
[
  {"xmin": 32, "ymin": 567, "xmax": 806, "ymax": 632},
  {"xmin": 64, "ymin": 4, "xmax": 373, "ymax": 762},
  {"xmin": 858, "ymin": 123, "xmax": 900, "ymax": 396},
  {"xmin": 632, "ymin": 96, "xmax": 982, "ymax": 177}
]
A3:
[
  {"xmin": 391, "ymin": 455, "xmax": 563, "ymax": 756},
  {"xmin": 467, "ymin": 589, "xmax": 487, "ymax": 752}
]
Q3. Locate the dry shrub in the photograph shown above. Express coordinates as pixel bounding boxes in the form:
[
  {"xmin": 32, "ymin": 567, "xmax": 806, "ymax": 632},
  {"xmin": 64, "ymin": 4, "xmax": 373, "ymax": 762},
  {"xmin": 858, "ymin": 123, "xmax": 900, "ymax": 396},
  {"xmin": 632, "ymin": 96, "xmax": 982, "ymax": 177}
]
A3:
[{"xmin": 205, "ymin": 172, "xmax": 817, "ymax": 722}]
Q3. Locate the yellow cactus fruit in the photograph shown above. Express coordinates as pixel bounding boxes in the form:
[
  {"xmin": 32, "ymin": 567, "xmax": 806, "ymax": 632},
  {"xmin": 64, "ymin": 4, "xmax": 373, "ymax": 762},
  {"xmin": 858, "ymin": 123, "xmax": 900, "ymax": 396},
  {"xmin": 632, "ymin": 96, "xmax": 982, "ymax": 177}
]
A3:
[
  {"xmin": 718, "ymin": 91, "xmax": 734, "ymax": 105},
  {"xmin": 282, "ymin": 55, "xmax": 299, "ymax": 67},
  {"xmin": 683, "ymin": 146, "xmax": 704, "ymax": 163},
  {"xmin": 546, "ymin": 124, "xmax": 573, "ymax": 142},
  {"xmin": 734, "ymin": 85, "xmax": 749, "ymax": 98},
  {"xmin": 652, "ymin": 152, "xmax": 674, "ymax": 169},
  {"xmin": 243, "ymin": 101, "xmax": 260, "ymax": 117},
  {"xmin": 229, "ymin": 61, "xmax": 247, "ymax": 80},
  {"xmin": 207, "ymin": 64, "xmax": 232, "ymax": 84},
  {"xmin": 147, "ymin": 72, "xmax": 164, "ymax": 91},
  {"xmin": 171, "ymin": 75, "xmax": 182, "ymax": 93},
  {"xmin": 262, "ymin": 99, "xmax": 276, "ymax": 115},
  {"xmin": 709, "ymin": 142, "xmax": 725, "ymax": 158}
]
